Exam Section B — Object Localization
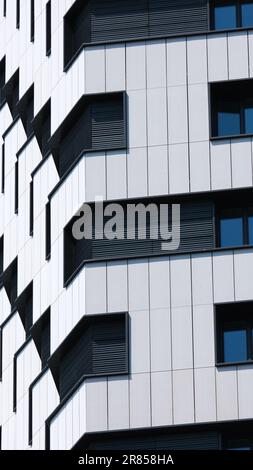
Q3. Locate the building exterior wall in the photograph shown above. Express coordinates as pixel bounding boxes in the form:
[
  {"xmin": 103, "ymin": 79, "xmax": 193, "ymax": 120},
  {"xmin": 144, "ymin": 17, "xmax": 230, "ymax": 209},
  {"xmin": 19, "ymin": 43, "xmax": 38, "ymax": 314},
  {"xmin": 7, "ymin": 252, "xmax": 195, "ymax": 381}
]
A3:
[{"xmin": 0, "ymin": 0, "xmax": 253, "ymax": 450}]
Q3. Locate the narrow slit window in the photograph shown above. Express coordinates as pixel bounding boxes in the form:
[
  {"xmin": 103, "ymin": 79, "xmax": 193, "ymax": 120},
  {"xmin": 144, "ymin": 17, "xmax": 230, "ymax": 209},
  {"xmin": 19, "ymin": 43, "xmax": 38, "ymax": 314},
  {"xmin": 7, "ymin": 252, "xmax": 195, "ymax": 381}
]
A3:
[
  {"xmin": 45, "ymin": 202, "xmax": 51, "ymax": 260},
  {"xmin": 3, "ymin": 0, "xmax": 6, "ymax": 17},
  {"xmin": 30, "ymin": 0, "xmax": 35, "ymax": 42},
  {"xmin": 16, "ymin": 0, "xmax": 20, "ymax": 28},
  {"xmin": 46, "ymin": 1, "xmax": 51, "ymax": 56},
  {"xmin": 15, "ymin": 161, "xmax": 18, "ymax": 214},
  {"xmin": 29, "ymin": 181, "xmax": 34, "ymax": 236}
]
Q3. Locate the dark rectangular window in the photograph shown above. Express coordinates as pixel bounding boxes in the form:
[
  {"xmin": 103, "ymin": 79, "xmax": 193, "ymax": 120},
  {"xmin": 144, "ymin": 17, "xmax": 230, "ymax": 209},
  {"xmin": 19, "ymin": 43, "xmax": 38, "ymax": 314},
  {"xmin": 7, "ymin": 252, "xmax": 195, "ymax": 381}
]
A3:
[
  {"xmin": 31, "ymin": 308, "xmax": 50, "ymax": 369},
  {"xmin": 216, "ymin": 302, "xmax": 253, "ymax": 365},
  {"xmin": 224, "ymin": 437, "xmax": 253, "ymax": 450},
  {"xmin": 16, "ymin": 0, "xmax": 20, "ymax": 28},
  {"xmin": 0, "ymin": 57, "xmax": 5, "ymax": 106},
  {"xmin": 64, "ymin": 0, "xmax": 209, "ymax": 68},
  {"xmin": 217, "ymin": 207, "xmax": 253, "ymax": 248},
  {"xmin": 212, "ymin": 1, "xmax": 253, "ymax": 30},
  {"xmin": 3, "ymin": 0, "xmax": 6, "ymax": 16},
  {"xmin": 15, "ymin": 161, "xmax": 18, "ymax": 214},
  {"xmin": 3, "ymin": 258, "xmax": 18, "ymax": 310},
  {"xmin": 29, "ymin": 181, "xmax": 33, "ymax": 236},
  {"xmin": 1, "ymin": 144, "xmax": 5, "ymax": 194},
  {"xmin": 46, "ymin": 1, "xmax": 51, "ymax": 56},
  {"xmin": 45, "ymin": 201, "xmax": 51, "ymax": 260},
  {"xmin": 30, "ymin": 0, "xmax": 35, "ymax": 41},
  {"xmin": 32, "ymin": 100, "xmax": 51, "ymax": 156},
  {"xmin": 64, "ymin": 197, "xmax": 215, "ymax": 285},
  {"xmin": 49, "ymin": 313, "xmax": 128, "ymax": 400},
  {"xmin": 4, "ymin": 70, "xmax": 19, "ymax": 119},
  {"xmin": 17, "ymin": 85, "xmax": 34, "ymax": 138},
  {"xmin": 50, "ymin": 92, "xmax": 126, "ymax": 177},
  {"xmin": 16, "ymin": 283, "xmax": 33, "ymax": 338},
  {"xmin": 211, "ymin": 79, "xmax": 253, "ymax": 138}
]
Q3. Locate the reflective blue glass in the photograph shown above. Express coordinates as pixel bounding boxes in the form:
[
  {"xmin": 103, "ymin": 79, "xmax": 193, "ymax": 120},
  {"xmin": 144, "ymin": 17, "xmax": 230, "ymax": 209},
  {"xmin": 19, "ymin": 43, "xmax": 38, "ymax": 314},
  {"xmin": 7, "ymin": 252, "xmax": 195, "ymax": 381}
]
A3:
[
  {"xmin": 242, "ymin": 3, "xmax": 253, "ymax": 27},
  {"xmin": 220, "ymin": 217, "xmax": 244, "ymax": 247},
  {"xmin": 245, "ymin": 107, "xmax": 253, "ymax": 134},
  {"xmin": 218, "ymin": 111, "xmax": 240, "ymax": 136},
  {"xmin": 224, "ymin": 329, "xmax": 247, "ymax": 362},
  {"xmin": 214, "ymin": 5, "xmax": 237, "ymax": 29}
]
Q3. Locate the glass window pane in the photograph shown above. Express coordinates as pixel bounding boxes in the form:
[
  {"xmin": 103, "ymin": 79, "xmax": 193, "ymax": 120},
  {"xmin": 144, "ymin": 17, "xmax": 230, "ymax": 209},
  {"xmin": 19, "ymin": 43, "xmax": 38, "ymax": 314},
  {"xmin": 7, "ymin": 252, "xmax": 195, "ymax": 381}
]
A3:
[
  {"xmin": 223, "ymin": 329, "xmax": 247, "ymax": 362},
  {"xmin": 220, "ymin": 217, "xmax": 244, "ymax": 247},
  {"xmin": 249, "ymin": 216, "xmax": 253, "ymax": 244},
  {"xmin": 242, "ymin": 3, "xmax": 253, "ymax": 27},
  {"xmin": 245, "ymin": 107, "xmax": 253, "ymax": 134},
  {"xmin": 217, "ymin": 111, "xmax": 240, "ymax": 136},
  {"xmin": 214, "ymin": 5, "xmax": 237, "ymax": 29}
]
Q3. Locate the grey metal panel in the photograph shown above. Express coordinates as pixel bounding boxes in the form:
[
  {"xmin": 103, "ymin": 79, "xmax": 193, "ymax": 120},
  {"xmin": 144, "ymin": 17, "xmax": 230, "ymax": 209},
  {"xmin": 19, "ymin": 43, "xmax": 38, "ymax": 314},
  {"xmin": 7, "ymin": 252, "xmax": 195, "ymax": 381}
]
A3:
[{"xmin": 88, "ymin": 431, "xmax": 220, "ymax": 450}]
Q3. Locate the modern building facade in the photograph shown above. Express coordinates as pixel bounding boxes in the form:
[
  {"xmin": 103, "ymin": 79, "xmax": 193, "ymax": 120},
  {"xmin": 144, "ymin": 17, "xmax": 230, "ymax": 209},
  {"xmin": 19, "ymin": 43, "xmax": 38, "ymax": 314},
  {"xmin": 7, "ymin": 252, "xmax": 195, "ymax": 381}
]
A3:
[{"xmin": 0, "ymin": 0, "xmax": 253, "ymax": 451}]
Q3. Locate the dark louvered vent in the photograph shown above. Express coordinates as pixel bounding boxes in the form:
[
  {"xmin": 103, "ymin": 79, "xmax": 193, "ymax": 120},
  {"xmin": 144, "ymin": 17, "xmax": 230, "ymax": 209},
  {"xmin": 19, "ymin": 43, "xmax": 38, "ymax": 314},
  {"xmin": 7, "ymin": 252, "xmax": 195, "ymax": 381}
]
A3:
[
  {"xmin": 64, "ymin": 198, "xmax": 215, "ymax": 283},
  {"xmin": 91, "ymin": 98, "xmax": 125, "ymax": 150},
  {"xmin": 48, "ymin": 313, "xmax": 128, "ymax": 400},
  {"xmin": 85, "ymin": 431, "xmax": 220, "ymax": 450},
  {"xmin": 149, "ymin": 0, "xmax": 208, "ymax": 36},
  {"xmin": 91, "ymin": 320, "xmax": 126, "ymax": 375},
  {"xmin": 89, "ymin": 0, "xmax": 149, "ymax": 43},
  {"xmin": 49, "ymin": 92, "xmax": 126, "ymax": 178},
  {"xmin": 64, "ymin": 0, "xmax": 209, "ymax": 67}
]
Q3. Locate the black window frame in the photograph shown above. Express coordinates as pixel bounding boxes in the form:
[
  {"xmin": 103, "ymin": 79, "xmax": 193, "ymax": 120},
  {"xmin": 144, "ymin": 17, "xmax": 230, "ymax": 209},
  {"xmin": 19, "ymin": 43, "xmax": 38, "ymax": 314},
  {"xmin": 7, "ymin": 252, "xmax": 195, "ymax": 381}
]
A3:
[
  {"xmin": 210, "ymin": 79, "xmax": 253, "ymax": 140},
  {"xmin": 211, "ymin": 0, "xmax": 253, "ymax": 30},
  {"xmin": 216, "ymin": 207, "xmax": 253, "ymax": 248},
  {"xmin": 216, "ymin": 301, "xmax": 253, "ymax": 366},
  {"xmin": 46, "ymin": 0, "xmax": 51, "ymax": 56},
  {"xmin": 3, "ymin": 0, "xmax": 6, "ymax": 17}
]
